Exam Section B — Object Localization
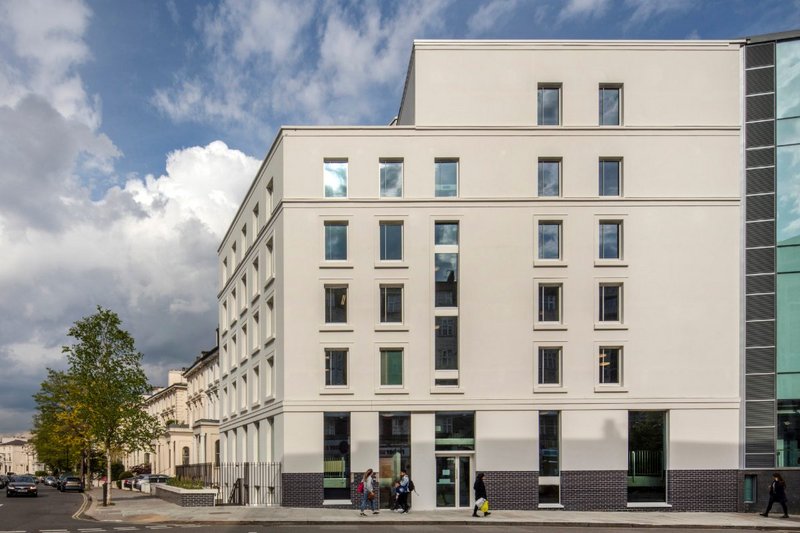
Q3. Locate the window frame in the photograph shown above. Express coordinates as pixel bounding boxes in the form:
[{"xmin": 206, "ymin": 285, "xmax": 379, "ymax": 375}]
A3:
[
  {"xmin": 379, "ymin": 284, "xmax": 404, "ymax": 325},
  {"xmin": 598, "ymin": 283, "xmax": 623, "ymax": 324},
  {"xmin": 324, "ymin": 348, "xmax": 349, "ymax": 389},
  {"xmin": 535, "ymin": 218, "xmax": 564, "ymax": 264},
  {"xmin": 378, "ymin": 347, "xmax": 405, "ymax": 390},
  {"xmin": 596, "ymin": 345, "xmax": 624, "ymax": 389},
  {"xmin": 599, "ymin": 84, "xmax": 622, "ymax": 126},
  {"xmin": 379, "ymin": 158, "xmax": 404, "ymax": 198},
  {"xmin": 534, "ymin": 280, "xmax": 566, "ymax": 330},
  {"xmin": 537, "ymin": 84, "xmax": 562, "ymax": 126},
  {"xmin": 324, "ymin": 285, "xmax": 348, "ymax": 325},
  {"xmin": 435, "ymin": 158, "xmax": 459, "ymax": 198},
  {"xmin": 323, "ymin": 159, "xmax": 348, "ymax": 198},
  {"xmin": 599, "ymin": 158, "xmax": 623, "ymax": 197},
  {"xmin": 379, "ymin": 220, "xmax": 404, "ymax": 262},
  {"xmin": 537, "ymin": 158, "xmax": 562, "ymax": 197},
  {"xmin": 594, "ymin": 278, "xmax": 627, "ymax": 330},
  {"xmin": 534, "ymin": 345, "xmax": 564, "ymax": 391},
  {"xmin": 323, "ymin": 221, "xmax": 349, "ymax": 262}
]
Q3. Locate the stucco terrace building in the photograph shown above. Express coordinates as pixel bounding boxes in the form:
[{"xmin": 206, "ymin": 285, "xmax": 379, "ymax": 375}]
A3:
[
  {"xmin": 216, "ymin": 39, "xmax": 744, "ymax": 510},
  {"xmin": 183, "ymin": 346, "xmax": 221, "ymax": 466}
]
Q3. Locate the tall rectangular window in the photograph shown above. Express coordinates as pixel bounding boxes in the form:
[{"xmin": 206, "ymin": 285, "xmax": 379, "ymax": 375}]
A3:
[
  {"xmin": 323, "ymin": 413, "xmax": 350, "ymax": 500},
  {"xmin": 435, "ymin": 254, "xmax": 458, "ymax": 307},
  {"xmin": 628, "ymin": 411, "xmax": 666, "ymax": 502},
  {"xmin": 599, "ymin": 347, "xmax": 621, "ymax": 385},
  {"xmin": 325, "ymin": 286, "xmax": 347, "ymax": 323},
  {"xmin": 538, "ymin": 348, "xmax": 561, "ymax": 385},
  {"xmin": 380, "ymin": 159, "xmax": 403, "ymax": 197},
  {"xmin": 538, "ymin": 160, "xmax": 561, "ymax": 197},
  {"xmin": 599, "ymin": 159, "xmax": 621, "ymax": 196},
  {"xmin": 599, "ymin": 222, "xmax": 621, "ymax": 259},
  {"xmin": 324, "ymin": 222, "xmax": 348, "ymax": 261},
  {"xmin": 599, "ymin": 86, "xmax": 621, "ymax": 125},
  {"xmin": 538, "ymin": 284, "xmax": 561, "ymax": 322},
  {"xmin": 323, "ymin": 160, "xmax": 348, "ymax": 198},
  {"xmin": 435, "ymin": 317, "xmax": 458, "ymax": 370},
  {"xmin": 538, "ymin": 221, "xmax": 561, "ymax": 260},
  {"xmin": 599, "ymin": 284, "xmax": 621, "ymax": 322},
  {"xmin": 325, "ymin": 349, "xmax": 348, "ymax": 386},
  {"xmin": 380, "ymin": 286, "xmax": 403, "ymax": 323},
  {"xmin": 538, "ymin": 85, "xmax": 561, "ymax": 125},
  {"xmin": 379, "ymin": 413, "xmax": 411, "ymax": 505},
  {"xmin": 539, "ymin": 411, "xmax": 560, "ymax": 504},
  {"xmin": 435, "ymin": 159, "xmax": 459, "ymax": 197},
  {"xmin": 380, "ymin": 222, "xmax": 403, "ymax": 260},
  {"xmin": 380, "ymin": 349, "xmax": 403, "ymax": 386}
]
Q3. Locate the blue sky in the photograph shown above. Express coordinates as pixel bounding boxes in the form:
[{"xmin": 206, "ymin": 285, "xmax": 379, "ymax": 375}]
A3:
[{"xmin": 0, "ymin": 0, "xmax": 798, "ymax": 435}]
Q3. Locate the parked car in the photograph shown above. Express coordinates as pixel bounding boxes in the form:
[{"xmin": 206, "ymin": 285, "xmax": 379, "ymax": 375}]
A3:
[
  {"xmin": 6, "ymin": 475, "xmax": 38, "ymax": 497},
  {"xmin": 0, "ymin": 475, "xmax": 8, "ymax": 488},
  {"xmin": 59, "ymin": 476, "xmax": 84, "ymax": 493},
  {"xmin": 44, "ymin": 476, "xmax": 57, "ymax": 487},
  {"xmin": 123, "ymin": 474, "xmax": 143, "ymax": 490},
  {"xmin": 56, "ymin": 473, "xmax": 75, "ymax": 490},
  {"xmin": 134, "ymin": 474, "xmax": 169, "ymax": 491}
]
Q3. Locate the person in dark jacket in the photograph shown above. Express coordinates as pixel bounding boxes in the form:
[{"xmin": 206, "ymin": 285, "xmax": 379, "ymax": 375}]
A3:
[
  {"xmin": 472, "ymin": 472, "xmax": 490, "ymax": 517},
  {"xmin": 761, "ymin": 472, "xmax": 789, "ymax": 518}
]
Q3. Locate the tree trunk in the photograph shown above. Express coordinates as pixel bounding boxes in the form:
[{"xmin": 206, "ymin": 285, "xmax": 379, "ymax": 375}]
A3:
[{"xmin": 106, "ymin": 447, "xmax": 112, "ymax": 506}]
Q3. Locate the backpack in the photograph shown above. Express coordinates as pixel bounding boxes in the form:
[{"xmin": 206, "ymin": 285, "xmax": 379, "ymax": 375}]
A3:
[
  {"xmin": 407, "ymin": 478, "xmax": 415, "ymax": 492},
  {"xmin": 357, "ymin": 481, "xmax": 364, "ymax": 494}
]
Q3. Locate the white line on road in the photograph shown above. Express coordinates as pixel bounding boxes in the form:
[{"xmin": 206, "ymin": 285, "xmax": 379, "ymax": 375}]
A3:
[{"xmin": 113, "ymin": 528, "xmax": 139, "ymax": 531}]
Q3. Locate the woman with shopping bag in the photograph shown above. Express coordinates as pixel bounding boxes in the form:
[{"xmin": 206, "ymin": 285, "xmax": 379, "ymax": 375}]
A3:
[{"xmin": 472, "ymin": 472, "xmax": 491, "ymax": 517}]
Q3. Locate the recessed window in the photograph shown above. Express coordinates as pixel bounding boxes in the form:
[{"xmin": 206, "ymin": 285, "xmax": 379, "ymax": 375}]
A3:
[
  {"xmin": 324, "ymin": 159, "xmax": 348, "ymax": 198},
  {"xmin": 325, "ymin": 286, "xmax": 347, "ymax": 323},
  {"xmin": 538, "ymin": 284, "xmax": 562, "ymax": 323},
  {"xmin": 380, "ymin": 349, "xmax": 403, "ymax": 386},
  {"xmin": 538, "ymin": 221, "xmax": 562, "ymax": 260},
  {"xmin": 599, "ymin": 159, "xmax": 621, "ymax": 196},
  {"xmin": 538, "ymin": 85, "xmax": 561, "ymax": 126},
  {"xmin": 599, "ymin": 347, "xmax": 621, "ymax": 385},
  {"xmin": 380, "ymin": 159, "xmax": 403, "ymax": 197},
  {"xmin": 538, "ymin": 347, "xmax": 561, "ymax": 385},
  {"xmin": 325, "ymin": 349, "xmax": 348, "ymax": 386},
  {"xmin": 435, "ymin": 253, "xmax": 458, "ymax": 307},
  {"xmin": 539, "ymin": 411, "xmax": 560, "ymax": 504},
  {"xmin": 538, "ymin": 160, "xmax": 561, "ymax": 197},
  {"xmin": 380, "ymin": 222, "xmax": 403, "ymax": 261},
  {"xmin": 599, "ymin": 85, "xmax": 621, "ymax": 126},
  {"xmin": 435, "ymin": 317, "xmax": 458, "ymax": 370},
  {"xmin": 435, "ymin": 159, "xmax": 459, "ymax": 197},
  {"xmin": 324, "ymin": 221, "xmax": 348, "ymax": 261},
  {"xmin": 599, "ymin": 284, "xmax": 621, "ymax": 322},
  {"xmin": 380, "ymin": 286, "xmax": 403, "ymax": 323},
  {"xmin": 435, "ymin": 222, "xmax": 459, "ymax": 245},
  {"xmin": 599, "ymin": 222, "xmax": 621, "ymax": 259}
]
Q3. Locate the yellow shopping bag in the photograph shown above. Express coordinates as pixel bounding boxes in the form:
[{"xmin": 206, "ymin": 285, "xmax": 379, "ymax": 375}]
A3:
[{"xmin": 480, "ymin": 499, "xmax": 489, "ymax": 513}]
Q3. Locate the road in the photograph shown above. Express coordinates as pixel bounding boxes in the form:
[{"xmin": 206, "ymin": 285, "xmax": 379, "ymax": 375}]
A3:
[{"xmin": 0, "ymin": 486, "xmax": 788, "ymax": 533}]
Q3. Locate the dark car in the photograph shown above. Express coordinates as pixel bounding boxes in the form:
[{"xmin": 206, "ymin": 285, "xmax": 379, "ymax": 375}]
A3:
[
  {"xmin": 0, "ymin": 475, "xmax": 8, "ymax": 488},
  {"xmin": 59, "ymin": 476, "xmax": 83, "ymax": 493},
  {"xmin": 7, "ymin": 475, "xmax": 38, "ymax": 497}
]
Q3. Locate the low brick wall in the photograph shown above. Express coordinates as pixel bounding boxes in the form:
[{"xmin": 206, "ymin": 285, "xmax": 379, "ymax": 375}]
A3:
[{"xmin": 154, "ymin": 484, "xmax": 216, "ymax": 507}]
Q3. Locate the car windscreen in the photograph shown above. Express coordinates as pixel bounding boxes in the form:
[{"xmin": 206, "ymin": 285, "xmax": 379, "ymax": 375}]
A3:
[{"xmin": 13, "ymin": 477, "xmax": 35, "ymax": 483}]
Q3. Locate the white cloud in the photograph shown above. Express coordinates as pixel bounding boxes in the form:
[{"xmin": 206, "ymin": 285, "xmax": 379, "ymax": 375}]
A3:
[
  {"xmin": 623, "ymin": 0, "xmax": 695, "ymax": 28},
  {"xmin": 556, "ymin": 0, "xmax": 611, "ymax": 24},
  {"xmin": 467, "ymin": 0, "xmax": 521, "ymax": 36}
]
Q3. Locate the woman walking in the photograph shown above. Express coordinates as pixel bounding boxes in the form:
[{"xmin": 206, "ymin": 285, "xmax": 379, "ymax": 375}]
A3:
[
  {"xmin": 761, "ymin": 472, "xmax": 789, "ymax": 518},
  {"xmin": 359, "ymin": 469, "xmax": 379, "ymax": 516},
  {"xmin": 472, "ymin": 472, "xmax": 490, "ymax": 517}
]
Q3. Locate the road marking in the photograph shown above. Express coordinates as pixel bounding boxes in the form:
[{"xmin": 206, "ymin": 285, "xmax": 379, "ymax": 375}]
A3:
[
  {"xmin": 145, "ymin": 528, "xmax": 171, "ymax": 530},
  {"xmin": 113, "ymin": 528, "xmax": 139, "ymax": 531},
  {"xmin": 78, "ymin": 529, "xmax": 106, "ymax": 532}
]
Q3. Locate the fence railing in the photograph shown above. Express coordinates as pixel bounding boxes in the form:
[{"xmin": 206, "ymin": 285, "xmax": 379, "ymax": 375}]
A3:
[
  {"xmin": 176, "ymin": 462, "xmax": 281, "ymax": 506},
  {"xmin": 628, "ymin": 450, "xmax": 663, "ymax": 478}
]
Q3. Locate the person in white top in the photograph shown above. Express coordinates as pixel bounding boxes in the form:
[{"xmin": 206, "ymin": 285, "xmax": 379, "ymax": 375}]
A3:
[{"xmin": 359, "ymin": 468, "xmax": 378, "ymax": 516}]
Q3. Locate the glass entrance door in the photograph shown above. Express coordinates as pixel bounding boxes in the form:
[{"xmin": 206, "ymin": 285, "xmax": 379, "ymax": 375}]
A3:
[{"xmin": 436, "ymin": 455, "xmax": 472, "ymax": 508}]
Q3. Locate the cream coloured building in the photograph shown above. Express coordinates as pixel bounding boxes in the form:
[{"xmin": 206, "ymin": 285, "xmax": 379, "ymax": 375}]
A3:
[
  {"xmin": 183, "ymin": 347, "xmax": 220, "ymax": 465},
  {"xmin": 216, "ymin": 39, "xmax": 743, "ymax": 510}
]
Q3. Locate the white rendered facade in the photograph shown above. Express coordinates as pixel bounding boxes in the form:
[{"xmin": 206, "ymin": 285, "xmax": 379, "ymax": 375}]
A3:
[
  {"xmin": 183, "ymin": 347, "xmax": 220, "ymax": 465},
  {"xmin": 217, "ymin": 40, "xmax": 743, "ymax": 510}
]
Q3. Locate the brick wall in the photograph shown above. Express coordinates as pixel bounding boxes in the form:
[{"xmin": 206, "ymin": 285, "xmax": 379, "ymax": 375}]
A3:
[
  {"xmin": 738, "ymin": 470, "xmax": 800, "ymax": 514},
  {"xmin": 561, "ymin": 470, "xmax": 627, "ymax": 511},
  {"xmin": 153, "ymin": 485, "xmax": 215, "ymax": 507},
  {"xmin": 481, "ymin": 471, "xmax": 537, "ymax": 510},
  {"xmin": 281, "ymin": 473, "xmax": 324, "ymax": 507},
  {"xmin": 668, "ymin": 470, "xmax": 737, "ymax": 511}
]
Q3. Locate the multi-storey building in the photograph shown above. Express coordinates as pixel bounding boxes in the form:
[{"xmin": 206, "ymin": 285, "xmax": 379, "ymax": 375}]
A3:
[
  {"xmin": 0, "ymin": 436, "xmax": 41, "ymax": 474},
  {"xmin": 183, "ymin": 347, "xmax": 221, "ymax": 465}
]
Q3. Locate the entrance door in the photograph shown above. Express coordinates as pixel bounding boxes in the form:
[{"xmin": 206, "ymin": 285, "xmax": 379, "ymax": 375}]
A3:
[{"xmin": 435, "ymin": 455, "xmax": 472, "ymax": 508}]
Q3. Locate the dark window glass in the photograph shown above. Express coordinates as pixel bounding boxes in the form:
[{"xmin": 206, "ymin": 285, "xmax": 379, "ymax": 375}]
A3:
[
  {"xmin": 435, "ymin": 412, "xmax": 474, "ymax": 451},
  {"xmin": 324, "ymin": 222, "xmax": 347, "ymax": 260},
  {"xmin": 380, "ymin": 160, "xmax": 403, "ymax": 197},
  {"xmin": 599, "ymin": 222, "xmax": 620, "ymax": 259},
  {"xmin": 599, "ymin": 159, "xmax": 621, "ymax": 196},
  {"xmin": 628, "ymin": 411, "xmax": 665, "ymax": 502},
  {"xmin": 539, "ymin": 411, "xmax": 560, "ymax": 477},
  {"xmin": 538, "ymin": 160, "xmax": 560, "ymax": 197},
  {"xmin": 380, "ymin": 286, "xmax": 403, "ymax": 323},
  {"xmin": 538, "ymin": 348, "xmax": 560, "ymax": 385},
  {"xmin": 380, "ymin": 222, "xmax": 403, "ymax": 260},
  {"xmin": 538, "ymin": 285, "xmax": 560, "ymax": 322},
  {"xmin": 599, "ymin": 347, "xmax": 620, "ymax": 384},
  {"xmin": 379, "ymin": 412, "xmax": 411, "ymax": 508},
  {"xmin": 539, "ymin": 484, "xmax": 560, "ymax": 504},
  {"xmin": 599, "ymin": 285, "xmax": 621, "ymax": 322},
  {"xmin": 435, "ymin": 222, "xmax": 459, "ymax": 245},
  {"xmin": 323, "ymin": 412, "xmax": 351, "ymax": 500},
  {"xmin": 435, "ymin": 159, "xmax": 458, "ymax": 197},
  {"xmin": 325, "ymin": 349, "xmax": 347, "ymax": 386},
  {"xmin": 777, "ymin": 400, "xmax": 800, "ymax": 467},
  {"xmin": 435, "ymin": 317, "xmax": 458, "ymax": 370},
  {"xmin": 599, "ymin": 87, "xmax": 620, "ymax": 125},
  {"xmin": 380, "ymin": 349, "xmax": 403, "ymax": 386},
  {"xmin": 538, "ymin": 86, "xmax": 560, "ymax": 125},
  {"xmin": 325, "ymin": 287, "xmax": 347, "ymax": 323},
  {"xmin": 538, "ymin": 222, "xmax": 561, "ymax": 260},
  {"xmin": 435, "ymin": 253, "xmax": 458, "ymax": 307}
]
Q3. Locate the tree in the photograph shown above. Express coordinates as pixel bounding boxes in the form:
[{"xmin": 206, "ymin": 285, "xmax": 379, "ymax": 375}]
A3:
[{"xmin": 62, "ymin": 306, "xmax": 161, "ymax": 505}]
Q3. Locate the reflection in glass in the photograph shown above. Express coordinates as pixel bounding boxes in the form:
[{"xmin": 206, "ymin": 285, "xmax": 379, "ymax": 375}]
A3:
[
  {"xmin": 599, "ymin": 87, "xmax": 620, "ymax": 125},
  {"xmin": 599, "ymin": 223, "xmax": 621, "ymax": 259},
  {"xmin": 538, "ymin": 222, "xmax": 561, "ymax": 260},
  {"xmin": 458, "ymin": 457, "xmax": 471, "ymax": 508},
  {"xmin": 325, "ymin": 349, "xmax": 347, "ymax": 386},
  {"xmin": 379, "ymin": 413, "xmax": 410, "ymax": 508},
  {"xmin": 777, "ymin": 146, "xmax": 800, "ymax": 244},
  {"xmin": 435, "ymin": 253, "xmax": 458, "ymax": 307},
  {"xmin": 599, "ymin": 160, "xmax": 620, "ymax": 196},
  {"xmin": 380, "ymin": 222, "xmax": 403, "ymax": 260},
  {"xmin": 325, "ymin": 286, "xmax": 347, "ymax": 323},
  {"xmin": 539, "ymin": 411, "xmax": 560, "ymax": 477},
  {"xmin": 538, "ymin": 284, "xmax": 560, "ymax": 322},
  {"xmin": 599, "ymin": 285, "xmax": 621, "ymax": 322},
  {"xmin": 599, "ymin": 347, "xmax": 620, "ymax": 384},
  {"xmin": 538, "ymin": 348, "xmax": 560, "ymax": 385},
  {"xmin": 380, "ymin": 286, "xmax": 403, "ymax": 323},
  {"xmin": 628, "ymin": 411, "xmax": 666, "ymax": 502},
  {"xmin": 324, "ymin": 222, "xmax": 347, "ymax": 260},
  {"xmin": 777, "ymin": 40, "xmax": 800, "ymax": 119},
  {"xmin": 777, "ymin": 117, "xmax": 800, "ymax": 146},
  {"xmin": 777, "ymin": 400, "xmax": 800, "ymax": 467},
  {"xmin": 436, "ymin": 456, "xmax": 456, "ymax": 508},
  {"xmin": 435, "ymin": 223, "xmax": 459, "ymax": 245},
  {"xmin": 324, "ymin": 160, "xmax": 348, "ymax": 197},
  {"xmin": 435, "ymin": 412, "xmax": 475, "ymax": 451},
  {"xmin": 538, "ymin": 87, "xmax": 560, "ymax": 125},
  {"xmin": 380, "ymin": 349, "xmax": 403, "ymax": 386},
  {"xmin": 435, "ymin": 317, "xmax": 458, "ymax": 370},
  {"xmin": 380, "ymin": 160, "xmax": 403, "ymax": 197},
  {"xmin": 435, "ymin": 159, "xmax": 458, "ymax": 197},
  {"xmin": 538, "ymin": 160, "xmax": 560, "ymax": 196},
  {"xmin": 323, "ymin": 413, "xmax": 350, "ymax": 500}
]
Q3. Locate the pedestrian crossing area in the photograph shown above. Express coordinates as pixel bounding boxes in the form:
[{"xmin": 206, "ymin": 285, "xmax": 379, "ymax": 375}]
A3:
[{"xmin": 2, "ymin": 526, "xmax": 205, "ymax": 533}]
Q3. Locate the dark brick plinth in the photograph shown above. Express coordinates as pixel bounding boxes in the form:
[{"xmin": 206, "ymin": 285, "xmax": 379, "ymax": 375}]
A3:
[
  {"xmin": 482, "ymin": 471, "xmax": 538, "ymax": 510},
  {"xmin": 153, "ymin": 485, "xmax": 216, "ymax": 507},
  {"xmin": 668, "ymin": 470, "xmax": 737, "ymax": 511},
  {"xmin": 561, "ymin": 470, "xmax": 627, "ymax": 511},
  {"xmin": 282, "ymin": 473, "xmax": 324, "ymax": 507}
]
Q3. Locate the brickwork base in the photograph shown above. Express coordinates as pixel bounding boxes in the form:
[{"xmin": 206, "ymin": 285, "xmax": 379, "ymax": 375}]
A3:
[
  {"xmin": 561, "ymin": 470, "xmax": 627, "ymax": 511},
  {"xmin": 482, "ymin": 471, "xmax": 538, "ymax": 510},
  {"xmin": 281, "ymin": 473, "xmax": 323, "ymax": 508},
  {"xmin": 668, "ymin": 470, "xmax": 737, "ymax": 512}
]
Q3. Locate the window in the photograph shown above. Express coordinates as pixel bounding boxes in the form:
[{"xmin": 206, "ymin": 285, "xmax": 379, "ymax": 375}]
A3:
[
  {"xmin": 380, "ymin": 349, "xmax": 403, "ymax": 386},
  {"xmin": 324, "ymin": 160, "xmax": 348, "ymax": 198},
  {"xmin": 251, "ymin": 312, "xmax": 260, "ymax": 351},
  {"xmin": 744, "ymin": 475, "xmax": 757, "ymax": 503},
  {"xmin": 599, "ymin": 85, "xmax": 621, "ymax": 126},
  {"xmin": 435, "ymin": 317, "xmax": 458, "ymax": 370},
  {"xmin": 379, "ymin": 413, "xmax": 410, "ymax": 505},
  {"xmin": 538, "ymin": 85, "xmax": 561, "ymax": 125},
  {"xmin": 325, "ymin": 349, "xmax": 348, "ymax": 386},
  {"xmin": 266, "ymin": 179, "xmax": 274, "ymax": 214},
  {"xmin": 222, "ymin": 257, "xmax": 228, "ymax": 285},
  {"xmin": 240, "ymin": 375, "xmax": 247, "ymax": 410},
  {"xmin": 380, "ymin": 286, "xmax": 403, "ymax": 323},
  {"xmin": 539, "ymin": 411, "xmax": 560, "ymax": 504},
  {"xmin": 182, "ymin": 446, "xmax": 190, "ymax": 466},
  {"xmin": 599, "ymin": 222, "xmax": 621, "ymax": 259},
  {"xmin": 323, "ymin": 413, "xmax": 350, "ymax": 500},
  {"xmin": 380, "ymin": 222, "xmax": 403, "ymax": 261},
  {"xmin": 252, "ymin": 258, "xmax": 259, "ymax": 297},
  {"xmin": 435, "ymin": 412, "xmax": 474, "ymax": 451},
  {"xmin": 538, "ymin": 347, "xmax": 561, "ymax": 385},
  {"xmin": 435, "ymin": 222, "xmax": 459, "ymax": 245},
  {"xmin": 599, "ymin": 347, "xmax": 621, "ymax": 385},
  {"xmin": 599, "ymin": 159, "xmax": 621, "ymax": 196},
  {"xmin": 380, "ymin": 159, "xmax": 403, "ymax": 197},
  {"xmin": 628, "ymin": 411, "xmax": 666, "ymax": 502},
  {"xmin": 266, "ymin": 297, "xmax": 275, "ymax": 338},
  {"xmin": 252, "ymin": 203, "xmax": 260, "ymax": 236},
  {"xmin": 599, "ymin": 284, "xmax": 622, "ymax": 322},
  {"xmin": 538, "ymin": 221, "xmax": 561, "ymax": 260},
  {"xmin": 435, "ymin": 253, "xmax": 458, "ymax": 307},
  {"xmin": 252, "ymin": 366, "xmax": 260, "ymax": 405},
  {"xmin": 538, "ymin": 284, "xmax": 561, "ymax": 322},
  {"xmin": 435, "ymin": 159, "xmax": 458, "ymax": 197},
  {"xmin": 324, "ymin": 222, "xmax": 348, "ymax": 261},
  {"xmin": 266, "ymin": 237, "xmax": 274, "ymax": 280},
  {"xmin": 325, "ymin": 286, "xmax": 347, "ymax": 323},
  {"xmin": 538, "ymin": 160, "xmax": 561, "ymax": 197}
]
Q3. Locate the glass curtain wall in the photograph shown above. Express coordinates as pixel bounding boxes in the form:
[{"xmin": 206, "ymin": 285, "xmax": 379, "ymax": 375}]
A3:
[{"xmin": 378, "ymin": 413, "xmax": 410, "ymax": 508}]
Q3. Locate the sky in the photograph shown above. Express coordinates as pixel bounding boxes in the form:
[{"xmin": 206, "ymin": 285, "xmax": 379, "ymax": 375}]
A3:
[{"xmin": 0, "ymin": 0, "xmax": 798, "ymax": 436}]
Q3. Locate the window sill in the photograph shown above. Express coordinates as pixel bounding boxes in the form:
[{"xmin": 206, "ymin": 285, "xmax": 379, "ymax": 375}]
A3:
[
  {"xmin": 324, "ymin": 499, "xmax": 353, "ymax": 506},
  {"xmin": 319, "ymin": 262, "xmax": 354, "ymax": 269},
  {"xmin": 320, "ymin": 388, "xmax": 354, "ymax": 395},
  {"xmin": 534, "ymin": 323, "xmax": 568, "ymax": 331},
  {"xmin": 627, "ymin": 502, "xmax": 671, "ymax": 509},
  {"xmin": 538, "ymin": 503, "xmax": 564, "ymax": 509},
  {"xmin": 430, "ymin": 387, "xmax": 464, "ymax": 394},
  {"xmin": 533, "ymin": 386, "xmax": 568, "ymax": 394},
  {"xmin": 533, "ymin": 260, "xmax": 567, "ymax": 268},
  {"xmin": 594, "ymin": 260, "xmax": 627, "ymax": 267},
  {"xmin": 320, "ymin": 325, "xmax": 354, "ymax": 332},
  {"xmin": 374, "ymin": 389, "xmax": 408, "ymax": 395},
  {"xmin": 374, "ymin": 262, "xmax": 408, "ymax": 269},
  {"xmin": 375, "ymin": 324, "xmax": 409, "ymax": 332},
  {"xmin": 594, "ymin": 323, "xmax": 628, "ymax": 331},
  {"xmin": 594, "ymin": 385, "xmax": 628, "ymax": 393}
]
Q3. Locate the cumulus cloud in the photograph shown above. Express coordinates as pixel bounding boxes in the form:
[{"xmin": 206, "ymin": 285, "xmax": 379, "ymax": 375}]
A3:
[
  {"xmin": 556, "ymin": 0, "xmax": 611, "ymax": 24},
  {"xmin": 467, "ymin": 0, "xmax": 522, "ymax": 36}
]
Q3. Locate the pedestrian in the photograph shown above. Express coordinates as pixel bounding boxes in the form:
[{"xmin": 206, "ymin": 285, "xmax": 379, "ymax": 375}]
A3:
[
  {"xmin": 359, "ymin": 468, "xmax": 379, "ymax": 516},
  {"xmin": 761, "ymin": 472, "xmax": 789, "ymax": 518},
  {"xmin": 472, "ymin": 472, "xmax": 490, "ymax": 517},
  {"xmin": 395, "ymin": 469, "xmax": 410, "ymax": 513}
]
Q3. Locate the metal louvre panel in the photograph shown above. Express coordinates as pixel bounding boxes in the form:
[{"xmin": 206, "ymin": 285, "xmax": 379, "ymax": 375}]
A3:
[
  {"xmin": 747, "ymin": 67, "xmax": 774, "ymax": 95},
  {"xmin": 746, "ymin": 374, "xmax": 775, "ymax": 401},
  {"xmin": 746, "ymin": 247, "xmax": 775, "ymax": 274},
  {"xmin": 746, "ymin": 195, "xmax": 775, "ymax": 222},
  {"xmin": 746, "ymin": 428, "xmax": 775, "ymax": 454},
  {"xmin": 747, "ymin": 293, "xmax": 775, "ymax": 321},
  {"xmin": 747, "ymin": 167, "xmax": 774, "ymax": 194},
  {"xmin": 746, "ymin": 220, "xmax": 775, "ymax": 248},
  {"xmin": 746, "ymin": 274, "xmax": 775, "ymax": 295},
  {"xmin": 746, "ymin": 148, "xmax": 774, "ymax": 169},
  {"xmin": 746, "ymin": 454, "xmax": 775, "ymax": 468},
  {"xmin": 746, "ymin": 94, "xmax": 774, "ymax": 122},
  {"xmin": 746, "ymin": 43, "xmax": 774, "ymax": 68},
  {"xmin": 746, "ymin": 347, "xmax": 775, "ymax": 374},
  {"xmin": 746, "ymin": 121, "xmax": 774, "ymax": 148},
  {"xmin": 747, "ymin": 320, "xmax": 775, "ymax": 347},
  {"xmin": 746, "ymin": 400, "xmax": 775, "ymax": 427}
]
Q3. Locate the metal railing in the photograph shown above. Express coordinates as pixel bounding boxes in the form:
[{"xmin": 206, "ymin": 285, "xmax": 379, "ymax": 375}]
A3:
[{"xmin": 176, "ymin": 462, "xmax": 281, "ymax": 506}]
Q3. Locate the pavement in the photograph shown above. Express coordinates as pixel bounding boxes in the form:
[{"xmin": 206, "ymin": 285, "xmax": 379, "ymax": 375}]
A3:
[{"xmin": 80, "ymin": 487, "xmax": 800, "ymax": 529}]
